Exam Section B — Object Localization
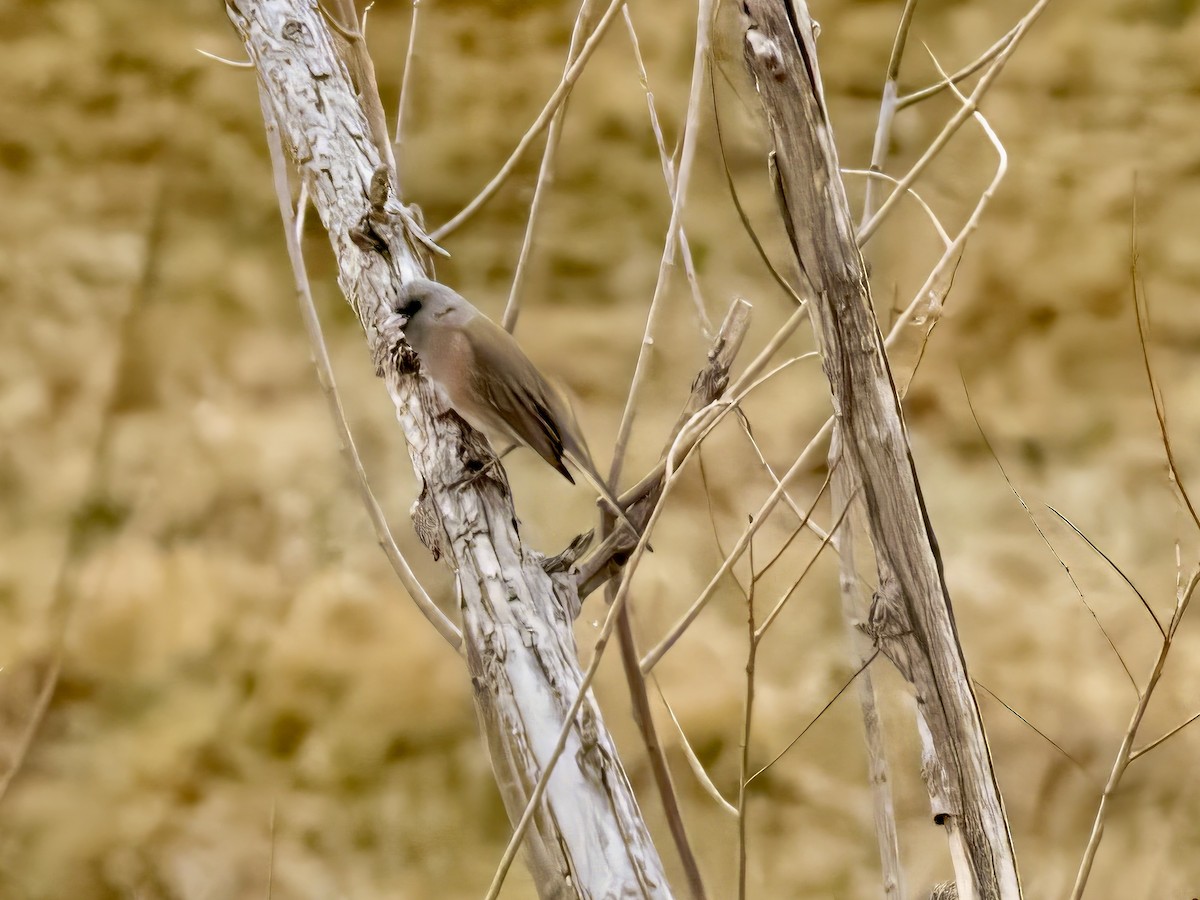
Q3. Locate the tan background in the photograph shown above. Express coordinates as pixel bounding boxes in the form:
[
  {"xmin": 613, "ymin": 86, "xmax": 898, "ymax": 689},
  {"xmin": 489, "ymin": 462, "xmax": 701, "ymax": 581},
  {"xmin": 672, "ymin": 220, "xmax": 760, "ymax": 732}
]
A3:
[{"xmin": 1, "ymin": 0, "xmax": 1198, "ymax": 896}]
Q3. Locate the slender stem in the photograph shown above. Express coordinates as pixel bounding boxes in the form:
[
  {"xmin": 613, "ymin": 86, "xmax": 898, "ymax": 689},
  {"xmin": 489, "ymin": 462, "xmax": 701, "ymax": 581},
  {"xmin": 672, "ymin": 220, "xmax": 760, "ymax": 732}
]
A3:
[
  {"xmin": 503, "ymin": 0, "xmax": 597, "ymax": 332},
  {"xmin": 392, "ymin": 0, "xmax": 421, "ymax": 189},
  {"xmin": 858, "ymin": 0, "xmax": 1052, "ymax": 245},
  {"xmin": 260, "ymin": 91, "xmax": 461, "ymax": 650},
  {"xmin": 431, "ymin": 0, "xmax": 628, "ymax": 242},
  {"xmin": 1069, "ymin": 569, "xmax": 1198, "ymax": 899},
  {"xmin": 860, "ymin": 0, "xmax": 918, "ymax": 226},
  {"xmin": 737, "ymin": 536, "xmax": 757, "ymax": 900},
  {"xmin": 625, "ymin": 7, "xmax": 711, "ymax": 334},
  {"xmin": 897, "ymin": 22, "xmax": 1020, "ymax": 110},
  {"xmin": 608, "ymin": 0, "xmax": 716, "ymax": 486}
]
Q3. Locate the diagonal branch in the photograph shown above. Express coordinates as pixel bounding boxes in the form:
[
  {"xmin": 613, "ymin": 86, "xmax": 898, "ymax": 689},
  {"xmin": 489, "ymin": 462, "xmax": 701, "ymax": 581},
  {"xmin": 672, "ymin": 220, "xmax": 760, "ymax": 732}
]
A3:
[
  {"xmin": 228, "ymin": 4, "xmax": 669, "ymax": 896},
  {"xmin": 431, "ymin": 0, "xmax": 628, "ymax": 242}
]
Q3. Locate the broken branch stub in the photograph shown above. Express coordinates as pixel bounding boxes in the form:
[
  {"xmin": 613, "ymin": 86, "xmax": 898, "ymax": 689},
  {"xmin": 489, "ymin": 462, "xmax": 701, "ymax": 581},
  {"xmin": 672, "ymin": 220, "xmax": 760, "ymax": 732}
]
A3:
[
  {"xmin": 225, "ymin": 2, "xmax": 669, "ymax": 896},
  {"xmin": 739, "ymin": 2, "xmax": 1021, "ymax": 898}
]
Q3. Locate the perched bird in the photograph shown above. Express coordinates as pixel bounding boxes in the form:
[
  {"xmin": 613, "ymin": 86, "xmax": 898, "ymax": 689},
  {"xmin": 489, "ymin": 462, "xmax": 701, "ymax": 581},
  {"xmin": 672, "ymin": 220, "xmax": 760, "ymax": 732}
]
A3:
[{"xmin": 390, "ymin": 279, "xmax": 633, "ymax": 532}]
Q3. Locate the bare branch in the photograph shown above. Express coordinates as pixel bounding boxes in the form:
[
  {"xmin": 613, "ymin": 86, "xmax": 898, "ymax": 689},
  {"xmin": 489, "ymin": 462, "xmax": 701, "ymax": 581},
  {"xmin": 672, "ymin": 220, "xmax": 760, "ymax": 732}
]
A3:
[
  {"xmin": 742, "ymin": 3, "xmax": 1023, "ymax": 893},
  {"xmin": 858, "ymin": 0, "xmax": 1053, "ymax": 244},
  {"xmin": 1070, "ymin": 568, "xmax": 1199, "ymax": 900},
  {"xmin": 961, "ymin": 378, "xmax": 1137, "ymax": 692},
  {"xmin": 746, "ymin": 652, "xmax": 880, "ymax": 785},
  {"xmin": 626, "ymin": 8, "xmax": 712, "ymax": 334},
  {"xmin": 231, "ymin": 4, "xmax": 669, "ymax": 895},
  {"xmin": 503, "ymin": 0, "xmax": 598, "ymax": 333},
  {"xmin": 259, "ymin": 91, "xmax": 462, "ymax": 650},
  {"xmin": 860, "ymin": 0, "xmax": 918, "ymax": 226},
  {"xmin": 1130, "ymin": 203, "xmax": 1200, "ymax": 533},
  {"xmin": 897, "ymin": 22, "xmax": 1021, "ymax": 110},
  {"xmin": 608, "ymin": 0, "xmax": 716, "ymax": 486},
  {"xmin": 431, "ymin": 0, "xmax": 628, "ymax": 242},
  {"xmin": 392, "ymin": 0, "xmax": 421, "ymax": 187},
  {"xmin": 1047, "ymin": 506, "xmax": 1165, "ymax": 640}
]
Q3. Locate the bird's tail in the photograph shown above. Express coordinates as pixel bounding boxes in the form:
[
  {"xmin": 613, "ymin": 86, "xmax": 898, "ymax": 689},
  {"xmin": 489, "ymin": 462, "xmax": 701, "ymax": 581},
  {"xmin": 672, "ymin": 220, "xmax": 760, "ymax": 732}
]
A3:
[{"xmin": 564, "ymin": 450, "xmax": 641, "ymax": 542}]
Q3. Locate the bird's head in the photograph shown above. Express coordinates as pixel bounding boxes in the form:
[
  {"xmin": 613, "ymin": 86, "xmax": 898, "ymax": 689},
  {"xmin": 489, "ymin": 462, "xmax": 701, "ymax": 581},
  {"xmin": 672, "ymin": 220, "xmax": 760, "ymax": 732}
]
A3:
[{"xmin": 389, "ymin": 279, "xmax": 473, "ymax": 340}]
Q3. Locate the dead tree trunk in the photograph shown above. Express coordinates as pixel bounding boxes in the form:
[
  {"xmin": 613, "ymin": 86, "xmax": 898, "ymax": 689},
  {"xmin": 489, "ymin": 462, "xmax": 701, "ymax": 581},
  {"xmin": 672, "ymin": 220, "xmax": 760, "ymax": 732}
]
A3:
[
  {"xmin": 740, "ymin": 2, "xmax": 1022, "ymax": 898},
  {"xmin": 225, "ymin": 2, "xmax": 670, "ymax": 896}
]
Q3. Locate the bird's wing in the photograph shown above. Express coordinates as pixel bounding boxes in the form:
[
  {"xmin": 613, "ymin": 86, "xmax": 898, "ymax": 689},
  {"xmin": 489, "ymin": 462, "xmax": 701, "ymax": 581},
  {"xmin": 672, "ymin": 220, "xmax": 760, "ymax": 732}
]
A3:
[{"xmin": 464, "ymin": 317, "xmax": 574, "ymax": 483}]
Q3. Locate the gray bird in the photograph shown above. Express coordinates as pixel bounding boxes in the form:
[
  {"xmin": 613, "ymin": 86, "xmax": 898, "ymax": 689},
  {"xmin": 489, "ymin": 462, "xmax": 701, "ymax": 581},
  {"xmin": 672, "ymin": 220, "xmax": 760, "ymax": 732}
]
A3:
[{"xmin": 390, "ymin": 279, "xmax": 633, "ymax": 532}]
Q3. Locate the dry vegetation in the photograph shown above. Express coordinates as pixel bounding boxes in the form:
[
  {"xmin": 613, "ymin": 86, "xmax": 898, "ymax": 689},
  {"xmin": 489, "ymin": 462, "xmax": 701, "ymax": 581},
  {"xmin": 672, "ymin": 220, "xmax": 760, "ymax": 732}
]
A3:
[{"xmin": 1, "ymin": 0, "xmax": 1199, "ymax": 897}]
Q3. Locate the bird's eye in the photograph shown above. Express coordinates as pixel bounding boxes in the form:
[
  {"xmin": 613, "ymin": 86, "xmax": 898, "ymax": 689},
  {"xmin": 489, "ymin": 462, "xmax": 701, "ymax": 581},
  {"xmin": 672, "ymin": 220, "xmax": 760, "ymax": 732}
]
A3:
[
  {"xmin": 433, "ymin": 305, "xmax": 454, "ymax": 320},
  {"xmin": 397, "ymin": 298, "xmax": 423, "ymax": 317}
]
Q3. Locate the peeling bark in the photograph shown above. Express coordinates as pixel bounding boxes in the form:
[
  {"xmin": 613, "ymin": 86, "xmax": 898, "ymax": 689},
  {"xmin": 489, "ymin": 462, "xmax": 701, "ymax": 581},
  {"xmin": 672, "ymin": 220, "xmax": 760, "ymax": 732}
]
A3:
[{"xmin": 226, "ymin": 2, "xmax": 670, "ymax": 895}]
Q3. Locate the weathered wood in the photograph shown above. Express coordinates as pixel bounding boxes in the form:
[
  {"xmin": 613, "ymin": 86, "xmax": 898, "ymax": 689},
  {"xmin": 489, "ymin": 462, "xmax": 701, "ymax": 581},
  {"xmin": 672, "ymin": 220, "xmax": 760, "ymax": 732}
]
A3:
[
  {"xmin": 225, "ymin": 2, "xmax": 670, "ymax": 896},
  {"xmin": 740, "ymin": 2, "xmax": 1021, "ymax": 898},
  {"xmin": 830, "ymin": 430, "xmax": 904, "ymax": 900},
  {"xmin": 577, "ymin": 299, "xmax": 753, "ymax": 597}
]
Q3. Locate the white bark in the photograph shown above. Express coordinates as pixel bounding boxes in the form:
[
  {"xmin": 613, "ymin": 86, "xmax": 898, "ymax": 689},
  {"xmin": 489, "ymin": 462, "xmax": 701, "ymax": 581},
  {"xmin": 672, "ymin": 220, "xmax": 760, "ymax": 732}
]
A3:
[
  {"xmin": 740, "ymin": 2, "xmax": 1021, "ymax": 898},
  {"xmin": 225, "ymin": 2, "xmax": 670, "ymax": 896}
]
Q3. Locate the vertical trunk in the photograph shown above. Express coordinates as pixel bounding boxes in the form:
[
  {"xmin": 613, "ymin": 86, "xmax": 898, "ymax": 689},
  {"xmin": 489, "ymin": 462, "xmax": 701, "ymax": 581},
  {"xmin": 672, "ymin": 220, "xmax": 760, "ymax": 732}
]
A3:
[{"xmin": 739, "ymin": 2, "xmax": 1021, "ymax": 897}]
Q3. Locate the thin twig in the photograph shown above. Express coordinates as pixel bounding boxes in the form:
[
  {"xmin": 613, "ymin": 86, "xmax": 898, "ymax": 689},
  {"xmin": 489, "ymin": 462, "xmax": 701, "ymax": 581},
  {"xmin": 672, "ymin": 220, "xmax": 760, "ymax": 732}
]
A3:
[
  {"xmin": 259, "ymin": 91, "xmax": 462, "ymax": 650},
  {"xmin": 613, "ymin": 591, "xmax": 709, "ymax": 900},
  {"xmin": 858, "ymin": 0, "xmax": 1052, "ymax": 245},
  {"xmin": 973, "ymin": 680, "xmax": 1089, "ymax": 778},
  {"xmin": 392, "ymin": 0, "xmax": 421, "ymax": 190},
  {"xmin": 1047, "ymin": 506, "xmax": 1165, "ymax": 640},
  {"xmin": 897, "ymin": 22, "xmax": 1021, "ymax": 110},
  {"xmin": 197, "ymin": 48, "xmax": 255, "ymax": 67},
  {"xmin": 737, "ymin": 523, "xmax": 757, "ymax": 900},
  {"xmin": 608, "ymin": 0, "xmax": 716, "ymax": 486},
  {"xmin": 653, "ymin": 678, "xmax": 738, "ymax": 816},
  {"xmin": 738, "ymin": 420, "xmax": 831, "ymax": 553},
  {"xmin": 1070, "ymin": 568, "xmax": 1199, "ymax": 900},
  {"xmin": 431, "ymin": 0, "xmax": 628, "ymax": 242},
  {"xmin": 746, "ymin": 652, "xmax": 880, "ymax": 785},
  {"xmin": 503, "ymin": 0, "xmax": 597, "ymax": 333},
  {"xmin": 711, "ymin": 63, "xmax": 806, "ymax": 306},
  {"xmin": 961, "ymin": 376, "xmax": 1137, "ymax": 692},
  {"xmin": 1129, "ymin": 709, "xmax": 1200, "ymax": 762},
  {"xmin": 1130, "ymin": 202, "xmax": 1200, "ymax": 533},
  {"xmin": 626, "ymin": 8, "xmax": 712, "ymax": 334},
  {"xmin": 752, "ymin": 462, "xmax": 832, "ymax": 582},
  {"xmin": 860, "ymin": 0, "xmax": 918, "ymax": 226},
  {"xmin": 843, "ymin": 168, "xmax": 951, "ymax": 247},
  {"xmin": 755, "ymin": 489, "xmax": 856, "ymax": 641}
]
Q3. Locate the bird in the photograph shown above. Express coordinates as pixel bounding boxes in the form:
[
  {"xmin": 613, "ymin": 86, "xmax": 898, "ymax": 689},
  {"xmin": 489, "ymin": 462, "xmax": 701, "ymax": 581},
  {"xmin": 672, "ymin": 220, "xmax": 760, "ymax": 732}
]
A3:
[{"xmin": 388, "ymin": 278, "xmax": 635, "ymax": 535}]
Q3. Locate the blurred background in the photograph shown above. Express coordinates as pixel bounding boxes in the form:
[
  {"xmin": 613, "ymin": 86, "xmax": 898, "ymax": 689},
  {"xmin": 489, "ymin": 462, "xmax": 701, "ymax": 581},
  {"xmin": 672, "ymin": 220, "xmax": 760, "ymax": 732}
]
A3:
[{"xmin": 2, "ymin": 0, "xmax": 1199, "ymax": 896}]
